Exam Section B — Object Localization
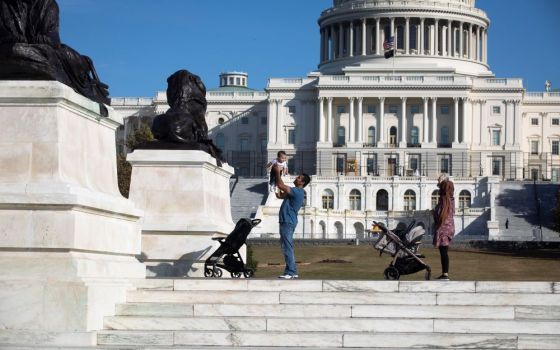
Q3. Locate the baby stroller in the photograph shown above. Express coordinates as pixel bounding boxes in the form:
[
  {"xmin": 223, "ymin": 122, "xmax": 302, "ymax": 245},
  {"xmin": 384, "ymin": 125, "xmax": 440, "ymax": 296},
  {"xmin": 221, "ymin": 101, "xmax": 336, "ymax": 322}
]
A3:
[
  {"xmin": 204, "ymin": 218, "xmax": 261, "ymax": 278},
  {"xmin": 372, "ymin": 220, "xmax": 431, "ymax": 280}
]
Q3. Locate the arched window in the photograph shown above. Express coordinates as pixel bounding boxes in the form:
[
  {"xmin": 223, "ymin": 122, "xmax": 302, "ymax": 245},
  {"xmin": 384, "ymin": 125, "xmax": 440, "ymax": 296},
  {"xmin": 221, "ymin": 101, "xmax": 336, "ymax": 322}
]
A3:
[
  {"xmin": 459, "ymin": 190, "xmax": 471, "ymax": 209},
  {"xmin": 349, "ymin": 189, "xmax": 361, "ymax": 210},
  {"xmin": 216, "ymin": 133, "xmax": 225, "ymax": 150},
  {"xmin": 411, "ymin": 126, "xmax": 419, "ymax": 145},
  {"xmin": 431, "ymin": 189, "xmax": 440, "ymax": 209},
  {"xmin": 389, "ymin": 126, "xmax": 398, "ymax": 146},
  {"xmin": 319, "ymin": 221, "xmax": 326, "ymax": 239},
  {"xmin": 337, "ymin": 126, "xmax": 346, "ymax": 145},
  {"xmin": 368, "ymin": 126, "xmax": 376, "ymax": 145},
  {"xmin": 322, "ymin": 189, "xmax": 334, "ymax": 209},
  {"xmin": 354, "ymin": 222, "xmax": 365, "ymax": 239},
  {"xmin": 441, "ymin": 126, "xmax": 449, "ymax": 145},
  {"xmin": 376, "ymin": 189, "xmax": 389, "ymax": 211},
  {"xmin": 404, "ymin": 190, "xmax": 416, "ymax": 211},
  {"xmin": 334, "ymin": 222, "xmax": 344, "ymax": 239}
]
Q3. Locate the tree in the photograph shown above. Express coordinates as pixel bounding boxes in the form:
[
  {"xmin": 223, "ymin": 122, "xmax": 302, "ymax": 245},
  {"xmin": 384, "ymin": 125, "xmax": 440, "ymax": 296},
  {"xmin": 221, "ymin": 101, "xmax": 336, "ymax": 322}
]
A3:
[{"xmin": 117, "ymin": 123, "xmax": 154, "ymax": 197}]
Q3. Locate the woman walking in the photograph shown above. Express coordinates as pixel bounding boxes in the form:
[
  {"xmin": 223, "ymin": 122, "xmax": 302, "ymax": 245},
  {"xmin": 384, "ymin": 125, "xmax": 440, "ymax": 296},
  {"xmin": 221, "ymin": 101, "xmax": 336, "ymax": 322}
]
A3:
[{"xmin": 433, "ymin": 177, "xmax": 455, "ymax": 280}]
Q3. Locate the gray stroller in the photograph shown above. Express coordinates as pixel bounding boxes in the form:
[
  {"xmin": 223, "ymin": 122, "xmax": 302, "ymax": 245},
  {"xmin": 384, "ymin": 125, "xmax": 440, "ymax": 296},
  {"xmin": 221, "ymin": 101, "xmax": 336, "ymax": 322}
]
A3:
[{"xmin": 372, "ymin": 220, "xmax": 431, "ymax": 280}]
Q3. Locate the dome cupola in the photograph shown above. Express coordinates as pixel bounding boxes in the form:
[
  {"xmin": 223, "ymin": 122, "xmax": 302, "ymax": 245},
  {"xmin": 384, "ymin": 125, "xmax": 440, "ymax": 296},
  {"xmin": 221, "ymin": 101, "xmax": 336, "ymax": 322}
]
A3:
[{"xmin": 318, "ymin": 0, "xmax": 491, "ymax": 76}]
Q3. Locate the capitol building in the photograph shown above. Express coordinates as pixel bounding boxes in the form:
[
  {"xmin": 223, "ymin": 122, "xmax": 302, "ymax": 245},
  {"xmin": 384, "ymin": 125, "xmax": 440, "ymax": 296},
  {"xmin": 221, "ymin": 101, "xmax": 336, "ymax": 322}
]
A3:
[{"xmin": 113, "ymin": 0, "xmax": 560, "ymax": 242}]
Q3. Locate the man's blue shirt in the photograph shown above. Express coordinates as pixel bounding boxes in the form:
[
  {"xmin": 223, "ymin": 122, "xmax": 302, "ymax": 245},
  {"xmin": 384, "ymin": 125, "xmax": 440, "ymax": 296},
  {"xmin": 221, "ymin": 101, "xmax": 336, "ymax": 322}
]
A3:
[{"xmin": 279, "ymin": 187, "xmax": 304, "ymax": 225}]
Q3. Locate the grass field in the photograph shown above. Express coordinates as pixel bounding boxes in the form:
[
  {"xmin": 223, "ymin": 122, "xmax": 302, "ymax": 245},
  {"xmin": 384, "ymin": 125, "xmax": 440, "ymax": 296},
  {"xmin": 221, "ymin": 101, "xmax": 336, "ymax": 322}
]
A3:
[{"xmin": 250, "ymin": 244, "xmax": 560, "ymax": 281}]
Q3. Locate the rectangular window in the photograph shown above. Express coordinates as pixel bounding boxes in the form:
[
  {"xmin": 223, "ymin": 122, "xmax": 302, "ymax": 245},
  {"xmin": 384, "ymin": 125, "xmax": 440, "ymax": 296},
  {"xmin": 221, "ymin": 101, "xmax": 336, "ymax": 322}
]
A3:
[
  {"xmin": 492, "ymin": 130, "xmax": 501, "ymax": 146},
  {"xmin": 389, "ymin": 105, "xmax": 398, "ymax": 114},
  {"xmin": 531, "ymin": 118, "xmax": 539, "ymax": 126},
  {"xmin": 409, "ymin": 156, "xmax": 419, "ymax": 172},
  {"xmin": 493, "ymin": 106, "xmax": 501, "ymax": 114},
  {"xmin": 552, "ymin": 168, "xmax": 559, "ymax": 182},
  {"xmin": 440, "ymin": 156, "xmax": 450, "ymax": 173},
  {"xmin": 236, "ymin": 77, "xmax": 241, "ymax": 85},
  {"xmin": 261, "ymin": 117, "xmax": 267, "ymax": 125},
  {"xmin": 287, "ymin": 157, "xmax": 295, "ymax": 172},
  {"xmin": 410, "ymin": 105, "xmax": 420, "ymax": 114},
  {"xmin": 288, "ymin": 129, "xmax": 296, "ymax": 144},
  {"xmin": 531, "ymin": 140, "xmax": 539, "ymax": 155},
  {"xmin": 492, "ymin": 158, "xmax": 501, "ymax": 176},
  {"xmin": 552, "ymin": 141, "xmax": 559, "ymax": 155},
  {"xmin": 241, "ymin": 116, "xmax": 249, "ymax": 124},
  {"xmin": 441, "ymin": 105, "xmax": 449, "ymax": 114},
  {"xmin": 367, "ymin": 105, "xmax": 376, "ymax": 114},
  {"xmin": 288, "ymin": 106, "xmax": 296, "ymax": 114},
  {"xmin": 239, "ymin": 138, "xmax": 249, "ymax": 151},
  {"xmin": 366, "ymin": 157, "xmax": 376, "ymax": 175},
  {"xmin": 336, "ymin": 156, "xmax": 346, "ymax": 174},
  {"xmin": 553, "ymin": 118, "xmax": 560, "ymax": 126},
  {"xmin": 337, "ymin": 106, "xmax": 346, "ymax": 114}
]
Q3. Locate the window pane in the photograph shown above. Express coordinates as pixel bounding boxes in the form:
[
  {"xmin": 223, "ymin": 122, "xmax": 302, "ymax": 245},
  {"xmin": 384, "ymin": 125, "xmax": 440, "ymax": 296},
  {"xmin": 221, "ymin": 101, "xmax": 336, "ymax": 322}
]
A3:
[
  {"xmin": 552, "ymin": 141, "xmax": 559, "ymax": 155},
  {"xmin": 241, "ymin": 117, "xmax": 249, "ymax": 124},
  {"xmin": 531, "ymin": 141, "xmax": 539, "ymax": 155},
  {"xmin": 288, "ymin": 130, "xmax": 296, "ymax": 144}
]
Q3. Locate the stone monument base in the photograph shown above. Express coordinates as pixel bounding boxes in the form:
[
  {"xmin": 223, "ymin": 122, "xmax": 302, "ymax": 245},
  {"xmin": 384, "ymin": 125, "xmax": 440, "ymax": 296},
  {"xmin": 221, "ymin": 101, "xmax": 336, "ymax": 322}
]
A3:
[
  {"xmin": 127, "ymin": 150, "xmax": 236, "ymax": 277},
  {"xmin": 0, "ymin": 81, "xmax": 145, "ymax": 347}
]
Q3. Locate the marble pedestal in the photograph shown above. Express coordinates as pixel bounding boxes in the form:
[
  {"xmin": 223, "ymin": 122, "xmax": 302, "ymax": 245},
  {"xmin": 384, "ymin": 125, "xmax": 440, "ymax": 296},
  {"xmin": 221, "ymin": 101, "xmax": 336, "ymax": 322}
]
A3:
[
  {"xmin": 0, "ymin": 81, "xmax": 145, "ymax": 347},
  {"xmin": 127, "ymin": 150, "xmax": 235, "ymax": 277}
]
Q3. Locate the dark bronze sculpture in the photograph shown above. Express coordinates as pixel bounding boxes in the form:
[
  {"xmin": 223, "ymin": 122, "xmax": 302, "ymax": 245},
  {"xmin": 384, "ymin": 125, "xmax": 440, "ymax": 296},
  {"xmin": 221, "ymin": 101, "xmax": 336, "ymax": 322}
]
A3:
[
  {"xmin": 0, "ymin": 0, "xmax": 110, "ymax": 107},
  {"xmin": 146, "ymin": 70, "xmax": 224, "ymax": 165}
]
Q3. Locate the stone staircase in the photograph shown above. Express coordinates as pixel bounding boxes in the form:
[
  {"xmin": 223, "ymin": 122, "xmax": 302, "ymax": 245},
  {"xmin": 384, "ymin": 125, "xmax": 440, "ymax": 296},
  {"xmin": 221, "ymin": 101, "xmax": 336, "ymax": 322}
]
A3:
[
  {"xmin": 495, "ymin": 182, "xmax": 560, "ymax": 241},
  {"xmin": 230, "ymin": 177, "xmax": 269, "ymax": 223},
  {"xmin": 72, "ymin": 279, "xmax": 559, "ymax": 349}
]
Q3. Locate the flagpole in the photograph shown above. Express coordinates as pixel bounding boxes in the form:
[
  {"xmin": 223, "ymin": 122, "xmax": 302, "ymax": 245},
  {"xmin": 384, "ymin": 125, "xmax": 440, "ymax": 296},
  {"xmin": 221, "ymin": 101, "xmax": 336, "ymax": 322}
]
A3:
[{"xmin": 393, "ymin": 47, "xmax": 396, "ymax": 76}]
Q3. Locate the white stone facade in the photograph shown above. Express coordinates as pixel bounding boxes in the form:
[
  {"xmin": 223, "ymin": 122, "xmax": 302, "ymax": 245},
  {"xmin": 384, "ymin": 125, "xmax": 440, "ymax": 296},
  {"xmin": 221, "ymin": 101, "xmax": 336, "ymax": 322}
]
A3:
[{"xmin": 112, "ymin": 0, "xmax": 560, "ymax": 240}]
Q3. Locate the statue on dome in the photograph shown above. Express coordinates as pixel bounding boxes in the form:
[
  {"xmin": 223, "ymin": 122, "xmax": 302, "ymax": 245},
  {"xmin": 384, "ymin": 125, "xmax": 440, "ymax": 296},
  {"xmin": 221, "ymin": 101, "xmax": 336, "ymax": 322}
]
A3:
[
  {"xmin": 0, "ymin": 0, "xmax": 110, "ymax": 108},
  {"xmin": 545, "ymin": 80, "xmax": 552, "ymax": 92},
  {"xmin": 145, "ymin": 70, "xmax": 224, "ymax": 165}
]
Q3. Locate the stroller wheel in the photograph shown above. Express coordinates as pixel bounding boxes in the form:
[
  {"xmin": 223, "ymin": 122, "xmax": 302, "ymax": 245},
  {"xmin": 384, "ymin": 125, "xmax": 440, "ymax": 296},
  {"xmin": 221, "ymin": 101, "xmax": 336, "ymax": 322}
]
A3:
[
  {"xmin": 213, "ymin": 267, "xmax": 223, "ymax": 278},
  {"xmin": 243, "ymin": 269, "xmax": 254, "ymax": 278},
  {"xmin": 204, "ymin": 268, "xmax": 214, "ymax": 278},
  {"xmin": 231, "ymin": 272, "xmax": 242, "ymax": 278},
  {"xmin": 384, "ymin": 266, "xmax": 400, "ymax": 280}
]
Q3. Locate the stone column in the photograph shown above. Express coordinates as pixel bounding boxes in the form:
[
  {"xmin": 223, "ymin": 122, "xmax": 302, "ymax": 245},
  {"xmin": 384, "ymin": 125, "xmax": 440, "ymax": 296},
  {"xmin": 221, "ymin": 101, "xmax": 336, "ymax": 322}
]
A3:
[
  {"xmin": 276, "ymin": 99, "xmax": 283, "ymax": 145},
  {"xmin": 434, "ymin": 19, "xmax": 439, "ymax": 55},
  {"xmin": 459, "ymin": 22, "xmax": 464, "ymax": 58},
  {"xmin": 357, "ymin": 97, "xmax": 364, "ymax": 143},
  {"xmin": 423, "ymin": 97, "xmax": 429, "ymax": 144},
  {"xmin": 405, "ymin": 17, "xmax": 410, "ymax": 55},
  {"xmin": 513, "ymin": 100, "xmax": 521, "ymax": 147},
  {"xmin": 420, "ymin": 18, "xmax": 425, "ymax": 55},
  {"xmin": 400, "ymin": 97, "xmax": 407, "ymax": 147},
  {"xmin": 349, "ymin": 21, "xmax": 354, "ymax": 57},
  {"xmin": 330, "ymin": 25, "xmax": 336, "ymax": 60},
  {"xmin": 476, "ymin": 26, "xmax": 481, "ymax": 61},
  {"xmin": 483, "ymin": 28, "xmax": 487, "ymax": 63},
  {"xmin": 504, "ymin": 100, "xmax": 511, "ymax": 146},
  {"xmin": 479, "ymin": 100, "xmax": 487, "ymax": 146},
  {"xmin": 375, "ymin": 18, "xmax": 381, "ymax": 55},
  {"xmin": 447, "ymin": 20, "xmax": 453, "ymax": 57},
  {"xmin": 379, "ymin": 97, "xmax": 386, "ymax": 144},
  {"xmin": 320, "ymin": 29, "xmax": 324, "ymax": 62},
  {"xmin": 362, "ymin": 18, "xmax": 367, "ymax": 55},
  {"xmin": 468, "ymin": 23, "xmax": 474, "ymax": 59},
  {"xmin": 327, "ymin": 97, "xmax": 333, "ymax": 143},
  {"xmin": 431, "ymin": 98, "xmax": 438, "ymax": 144},
  {"xmin": 349, "ymin": 97, "xmax": 355, "ymax": 143},
  {"xmin": 338, "ymin": 23, "xmax": 344, "ymax": 58},
  {"xmin": 268, "ymin": 98, "xmax": 276, "ymax": 144},
  {"xmin": 463, "ymin": 98, "xmax": 471, "ymax": 144},
  {"xmin": 453, "ymin": 97, "xmax": 460, "ymax": 144},
  {"xmin": 318, "ymin": 97, "xmax": 325, "ymax": 142}
]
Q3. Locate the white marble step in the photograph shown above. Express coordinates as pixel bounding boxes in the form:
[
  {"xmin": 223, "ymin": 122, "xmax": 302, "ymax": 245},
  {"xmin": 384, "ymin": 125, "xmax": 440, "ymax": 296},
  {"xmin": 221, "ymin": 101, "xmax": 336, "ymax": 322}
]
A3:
[
  {"xmin": 104, "ymin": 315, "xmax": 560, "ymax": 335},
  {"xmin": 97, "ymin": 330, "xmax": 560, "ymax": 349},
  {"xmin": 115, "ymin": 303, "xmax": 560, "ymax": 320},
  {"xmin": 133, "ymin": 279, "xmax": 560, "ymax": 294}
]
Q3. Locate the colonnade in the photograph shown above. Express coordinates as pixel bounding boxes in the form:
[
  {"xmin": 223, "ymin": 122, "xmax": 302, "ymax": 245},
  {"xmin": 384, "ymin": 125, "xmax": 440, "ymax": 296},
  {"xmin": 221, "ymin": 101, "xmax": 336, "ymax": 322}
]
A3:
[
  {"xmin": 316, "ymin": 96, "xmax": 471, "ymax": 147},
  {"xmin": 320, "ymin": 17, "xmax": 487, "ymax": 64}
]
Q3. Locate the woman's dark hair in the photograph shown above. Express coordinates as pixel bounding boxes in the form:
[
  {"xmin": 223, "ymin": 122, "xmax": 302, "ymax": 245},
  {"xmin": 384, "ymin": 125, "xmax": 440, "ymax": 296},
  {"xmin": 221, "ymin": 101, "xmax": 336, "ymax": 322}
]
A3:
[{"xmin": 436, "ymin": 180, "xmax": 454, "ymax": 229}]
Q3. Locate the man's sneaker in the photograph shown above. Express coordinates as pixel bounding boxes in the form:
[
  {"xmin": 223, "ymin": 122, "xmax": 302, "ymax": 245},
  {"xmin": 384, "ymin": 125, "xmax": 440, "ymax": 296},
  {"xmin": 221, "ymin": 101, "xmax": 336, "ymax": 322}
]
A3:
[
  {"xmin": 436, "ymin": 274, "xmax": 450, "ymax": 280},
  {"xmin": 278, "ymin": 274, "xmax": 299, "ymax": 279}
]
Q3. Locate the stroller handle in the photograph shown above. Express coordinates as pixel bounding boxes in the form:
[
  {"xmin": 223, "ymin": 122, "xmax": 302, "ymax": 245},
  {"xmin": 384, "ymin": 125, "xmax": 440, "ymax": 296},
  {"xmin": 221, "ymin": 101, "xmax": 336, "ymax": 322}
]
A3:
[{"xmin": 251, "ymin": 219, "xmax": 262, "ymax": 227}]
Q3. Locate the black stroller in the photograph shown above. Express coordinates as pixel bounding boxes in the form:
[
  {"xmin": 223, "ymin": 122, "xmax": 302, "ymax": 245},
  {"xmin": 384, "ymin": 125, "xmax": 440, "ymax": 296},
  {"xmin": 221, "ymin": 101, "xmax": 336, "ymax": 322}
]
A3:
[
  {"xmin": 204, "ymin": 218, "xmax": 261, "ymax": 278},
  {"xmin": 372, "ymin": 220, "xmax": 431, "ymax": 280}
]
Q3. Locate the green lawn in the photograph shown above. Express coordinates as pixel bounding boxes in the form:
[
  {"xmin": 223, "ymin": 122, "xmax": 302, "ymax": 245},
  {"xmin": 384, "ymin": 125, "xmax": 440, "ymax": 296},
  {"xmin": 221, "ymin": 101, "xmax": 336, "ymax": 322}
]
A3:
[{"xmin": 250, "ymin": 244, "xmax": 560, "ymax": 281}]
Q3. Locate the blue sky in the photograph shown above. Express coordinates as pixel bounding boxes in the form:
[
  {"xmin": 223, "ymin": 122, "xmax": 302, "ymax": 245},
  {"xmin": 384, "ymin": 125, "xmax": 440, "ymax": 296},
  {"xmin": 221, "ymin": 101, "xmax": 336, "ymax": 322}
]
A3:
[{"xmin": 57, "ymin": 0, "xmax": 560, "ymax": 97}]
